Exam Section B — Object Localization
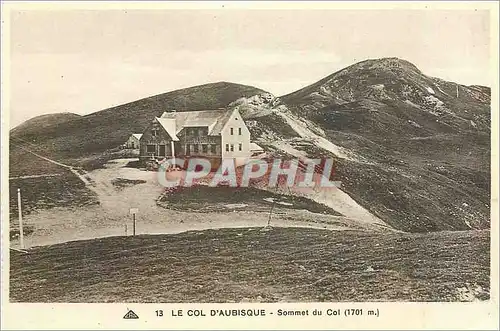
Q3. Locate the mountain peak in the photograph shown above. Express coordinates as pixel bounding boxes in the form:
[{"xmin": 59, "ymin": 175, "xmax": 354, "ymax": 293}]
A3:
[
  {"xmin": 280, "ymin": 57, "xmax": 426, "ymax": 105},
  {"xmin": 281, "ymin": 56, "xmax": 490, "ymax": 110},
  {"xmin": 350, "ymin": 57, "xmax": 422, "ymax": 74}
]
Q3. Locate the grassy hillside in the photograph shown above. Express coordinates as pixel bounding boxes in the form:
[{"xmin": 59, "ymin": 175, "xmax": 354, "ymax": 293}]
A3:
[
  {"xmin": 8, "ymin": 149, "xmax": 99, "ymax": 222},
  {"xmin": 10, "ymin": 112, "xmax": 81, "ymax": 136},
  {"xmin": 309, "ymin": 100, "xmax": 490, "ymax": 232},
  {"xmin": 10, "ymin": 82, "xmax": 264, "ymax": 169},
  {"xmin": 8, "ymin": 82, "xmax": 264, "ymax": 215},
  {"xmin": 10, "ymin": 227, "xmax": 490, "ymax": 302}
]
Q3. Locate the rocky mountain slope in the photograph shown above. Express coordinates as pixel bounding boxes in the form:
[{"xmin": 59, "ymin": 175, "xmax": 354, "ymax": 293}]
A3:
[{"xmin": 232, "ymin": 58, "xmax": 490, "ymax": 232}]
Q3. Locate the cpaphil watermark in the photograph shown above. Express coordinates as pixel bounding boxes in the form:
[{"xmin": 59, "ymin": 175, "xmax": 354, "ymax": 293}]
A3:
[{"xmin": 156, "ymin": 157, "xmax": 341, "ymax": 189}]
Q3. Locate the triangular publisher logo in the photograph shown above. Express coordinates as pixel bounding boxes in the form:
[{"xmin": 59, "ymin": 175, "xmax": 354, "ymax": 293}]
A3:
[{"xmin": 123, "ymin": 310, "xmax": 139, "ymax": 319}]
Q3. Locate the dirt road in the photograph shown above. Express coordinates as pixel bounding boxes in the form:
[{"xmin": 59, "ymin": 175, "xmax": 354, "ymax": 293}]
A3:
[{"xmin": 12, "ymin": 158, "xmax": 389, "ymax": 248}]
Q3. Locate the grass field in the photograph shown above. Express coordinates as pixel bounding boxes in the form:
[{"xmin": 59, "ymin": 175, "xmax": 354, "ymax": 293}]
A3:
[
  {"xmin": 8, "ymin": 149, "xmax": 99, "ymax": 222},
  {"xmin": 10, "ymin": 227, "xmax": 490, "ymax": 303},
  {"xmin": 158, "ymin": 185, "xmax": 343, "ymax": 215}
]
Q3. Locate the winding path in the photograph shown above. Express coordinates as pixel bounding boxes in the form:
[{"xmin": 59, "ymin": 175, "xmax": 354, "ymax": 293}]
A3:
[{"xmin": 11, "ymin": 142, "xmax": 392, "ymax": 249}]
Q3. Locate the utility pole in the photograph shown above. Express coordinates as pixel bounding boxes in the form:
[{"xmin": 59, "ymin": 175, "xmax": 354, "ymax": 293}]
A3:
[
  {"xmin": 267, "ymin": 198, "xmax": 276, "ymax": 226},
  {"xmin": 129, "ymin": 208, "xmax": 139, "ymax": 236},
  {"xmin": 17, "ymin": 188, "xmax": 24, "ymax": 249},
  {"xmin": 133, "ymin": 213, "xmax": 136, "ymax": 236}
]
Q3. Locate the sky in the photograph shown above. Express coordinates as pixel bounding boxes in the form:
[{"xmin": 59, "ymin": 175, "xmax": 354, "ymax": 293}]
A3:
[{"xmin": 8, "ymin": 7, "xmax": 492, "ymax": 128}]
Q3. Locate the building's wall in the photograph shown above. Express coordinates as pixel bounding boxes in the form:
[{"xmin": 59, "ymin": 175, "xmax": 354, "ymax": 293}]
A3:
[
  {"xmin": 139, "ymin": 110, "xmax": 252, "ymax": 169},
  {"xmin": 125, "ymin": 136, "xmax": 140, "ymax": 149},
  {"xmin": 139, "ymin": 120, "xmax": 173, "ymax": 160},
  {"xmin": 176, "ymin": 127, "xmax": 222, "ymax": 158},
  {"xmin": 220, "ymin": 109, "xmax": 251, "ymax": 159}
]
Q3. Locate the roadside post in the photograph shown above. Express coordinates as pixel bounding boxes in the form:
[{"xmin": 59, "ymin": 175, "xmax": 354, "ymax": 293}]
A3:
[
  {"xmin": 129, "ymin": 208, "xmax": 139, "ymax": 236},
  {"xmin": 267, "ymin": 199, "xmax": 275, "ymax": 226},
  {"xmin": 17, "ymin": 188, "xmax": 25, "ymax": 249}
]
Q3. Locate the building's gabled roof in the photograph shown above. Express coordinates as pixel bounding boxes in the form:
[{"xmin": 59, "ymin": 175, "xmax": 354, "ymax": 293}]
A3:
[
  {"xmin": 210, "ymin": 108, "xmax": 236, "ymax": 135},
  {"xmin": 160, "ymin": 109, "xmax": 234, "ymax": 136},
  {"xmin": 132, "ymin": 134, "xmax": 143, "ymax": 140},
  {"xmin": 155, "ymin": 117, "xmax": 179, "ymax": 141}
]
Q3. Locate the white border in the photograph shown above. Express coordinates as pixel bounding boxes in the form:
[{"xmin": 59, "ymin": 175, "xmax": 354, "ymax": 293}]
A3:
[{"xmin": 1, "ymin": 1, "xmax": 498, "ymax": 330}]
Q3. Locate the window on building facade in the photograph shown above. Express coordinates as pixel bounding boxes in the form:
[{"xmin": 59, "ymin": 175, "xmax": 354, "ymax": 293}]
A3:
[
  {"xmin": 230, "ymin": 128, "xmax": 234, "ymax": 135},
  {"xmin": 239, "ymin": 143, "xmax": 242, "ymax": 151},
  {"xmin": 186, "ymin": 144, "xmax": 191, "ymax": 155},
  {"xmin": 194, "ymin": 144, "xmax": 199, "ymax": 153},
  {"xmin": 211, "ymin": 144, "xmax": 217, "ymax": 154},
  {"xmin": 152, "ymin": 129, "xmax": 158, "ymax": 137},
  {"xmin": 230, "ymin": 144, "xmax": 234, "ymax": 152},
  {"xmin": 147, "ymin": 145, "xmax": 156, "ymax": 153},
  {"xmin": 226, "ymin": 144, "xmax": 229, "ymax": 152},
  {"xmin": 238, "ymin": 128, "xmax": 242, "ymax": 135},
  {"xmin": 202, "ymin": 144, "xmax": 208, "ymax": 153}
]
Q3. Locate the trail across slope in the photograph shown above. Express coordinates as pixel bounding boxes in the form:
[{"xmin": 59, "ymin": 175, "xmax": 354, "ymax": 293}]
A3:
[
  {"xmin": 10, "ymin": 137, "xmax": 91, "ymax": 185},
  {"xmin": 12, "ymin": 158, "xmax": 388, "ymax": 249}
]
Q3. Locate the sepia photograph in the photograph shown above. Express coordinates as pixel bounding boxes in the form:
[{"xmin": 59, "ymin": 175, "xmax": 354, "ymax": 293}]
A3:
[{"xmin": 1, "ymin": 2, "xmax": 497, "ymax": 322}]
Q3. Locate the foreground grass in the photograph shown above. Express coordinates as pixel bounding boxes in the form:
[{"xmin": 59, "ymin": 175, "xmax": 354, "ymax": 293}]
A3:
[{"xmin": 10, "ymin": 227, "xmax": 489, "ymax": 303}]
